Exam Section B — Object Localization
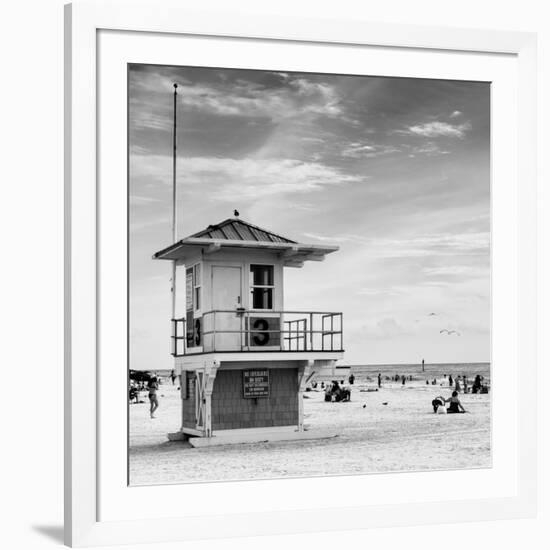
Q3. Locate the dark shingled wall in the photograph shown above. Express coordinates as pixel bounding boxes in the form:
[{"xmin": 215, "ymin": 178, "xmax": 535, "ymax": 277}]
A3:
[
  {"xmin": 181, "ymin": 372, "xmax": 196, "ymax": 428},
  {"xmin": 212, "ymin": 368, "xmax": 298, "ymax": 430}
]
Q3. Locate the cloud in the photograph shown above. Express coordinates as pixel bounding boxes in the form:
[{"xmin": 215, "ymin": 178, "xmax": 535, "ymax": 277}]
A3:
[
  {"xmin": 341, "ymin": 142, "xmax": 400, "ymax": 159},
  {"xmin": 129, "ymin": 75, "xmax": 345, "ymax": 132},
  {"xmin": 408, "ymin": 142, "xmax": 451, "ymax": 156},
  {"xmin": 131, "ymin": 154, "xmax": 363, "ymax": 199},
  {"xmin": 450, "ymin": 110, "xmax": 462, "ymax": 118},
  {"xmin": 399, "ymin": 121, "xmax": 472, "ymax": 138},
  {"xmin": 302, "ymin": 231, "xmax": 489, "ymax": 258},
  {"xmin": 357, "ymin": 287, "xmax": 404, "ymax": 297},
  {"xmin": 423, "ymin": 266, "xmax": 481, "ymax": 277},
  {"xmin": 360, "ymin": 317, "xmax": 411, "ymax": 339},
  {"xmin": 174, "ymin": 77, "xmax": 343, "ymax": 120}
]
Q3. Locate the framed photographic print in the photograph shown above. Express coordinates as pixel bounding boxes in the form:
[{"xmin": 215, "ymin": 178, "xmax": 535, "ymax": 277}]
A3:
[{"xmin": 65, "ymin": 1, "xmax": 537, "ymax": 546}]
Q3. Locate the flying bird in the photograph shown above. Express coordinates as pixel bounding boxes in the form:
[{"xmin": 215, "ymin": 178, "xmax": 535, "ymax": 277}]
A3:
[
  {"xmin": 234, "ymin": 209, "xmax": 240, "ymax": 217},
  {"xmin": 428, "ymin": 313, "xmax": 437, "ymax": 316},
  {"xmin": 440, "ymin": 329, "xmax": 461, "ymax": 336}
]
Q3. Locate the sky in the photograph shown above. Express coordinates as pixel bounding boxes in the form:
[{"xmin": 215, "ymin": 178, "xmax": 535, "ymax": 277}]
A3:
[{"xmin": 129, "ymin": 64, "xmax": 490, "ymax": 369}]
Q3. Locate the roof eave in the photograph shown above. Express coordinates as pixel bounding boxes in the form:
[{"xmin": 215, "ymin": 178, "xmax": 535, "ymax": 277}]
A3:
[{"xmin": 153, "ymin": 238, "xmax": 339, "ymax": 261}]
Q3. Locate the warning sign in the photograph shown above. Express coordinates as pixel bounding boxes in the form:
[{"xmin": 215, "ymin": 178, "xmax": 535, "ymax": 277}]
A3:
[{"xmin": 243, "ymin": 369, "xmax": 270, "ymax": 398}]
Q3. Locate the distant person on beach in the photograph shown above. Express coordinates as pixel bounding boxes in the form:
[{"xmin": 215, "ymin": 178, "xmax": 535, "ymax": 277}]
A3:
[
  {"xmin": 455, "ymin": 377, "xmax": 461, "ymax": 393},
  {"xmin": 378, "ymin": 373, "xmax": 382, "ymax": 388},
  {"xmin": 349, "ymin": 373, "xmax": 355, "ymax": 385},
  {"xmin": 147, "ymin": 376, "xmax": 159, "ymax": 418},
  {"xmin": 448, "ymin": 375, "xmax": 453, "ymax": 387},
  {"xmin": 401, "ymin": 375, "xmax": 406, "ymax": 385},
  {"xmin": 444, "ymin": 391, "xmax": 467, "ymax": 414},
  {"xmin": 129, "ymin": 384, "xmax": 139, "ymax": 404},
  {"xmin": 170, "ymin": 369, "xmax": 176, "ymax": 385},
  {"xmin": 472, "ymin": 374, "xmax": 482, "ymax": 394}
]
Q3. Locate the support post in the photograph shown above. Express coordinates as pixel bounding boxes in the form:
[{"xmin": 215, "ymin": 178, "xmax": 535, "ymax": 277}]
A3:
[
  {"xmin": 297, "ymin": 360, "xmax": 313, "ymax": 432},
  {"xmin": 203, "ymin": 360, "xmax": 219, "ymax": 437}
]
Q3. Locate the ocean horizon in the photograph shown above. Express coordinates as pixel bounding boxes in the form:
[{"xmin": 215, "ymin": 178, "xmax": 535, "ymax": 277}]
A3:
[{"xmin": 341, "ymin": 362, "xmax": 490, "ymax": 382}]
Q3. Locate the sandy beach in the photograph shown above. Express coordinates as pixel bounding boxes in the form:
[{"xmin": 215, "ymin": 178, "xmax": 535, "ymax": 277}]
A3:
[{"xmin": 129, "ymin": 375, "xmax": 491, "ymax": 486}]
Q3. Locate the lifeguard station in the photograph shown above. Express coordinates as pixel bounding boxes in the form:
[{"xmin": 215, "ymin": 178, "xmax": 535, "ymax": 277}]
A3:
[{"xmin": 153, "ymin": 217, "xmax": 344, "ymax": 447}]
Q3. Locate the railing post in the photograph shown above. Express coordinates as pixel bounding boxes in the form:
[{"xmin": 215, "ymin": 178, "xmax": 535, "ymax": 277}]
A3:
[
  {"xmin": 282, "ymin": 315, "xmax": 285, "ymax": 352},
  {"xmin": 247, "ymin": 310, "xmax": 251, "ymax": 351},
  {"xmin": 240, "ymin": 312, "xmax": 243, "ymax": 351},
  {"xmin": 340, "ymin": 313, "xmax": 343, "ymax": 350},
  {"xmin": 212, "ymin": 312, "xmax": 216, "ymax": 353},
  {"xmin": 331, "ymin": 314, "xmax": 334, "ymax": 351},
  {"xmin": 183, "ymin": 319, "xmax": 186, "ymax": 355},
  {"xmin": 310, "ymin": 313, "xmax": 313, "ymax": 351},
  {"xmin": 172, "ymin": 319, "xmax": 176, "ymax": 356}
]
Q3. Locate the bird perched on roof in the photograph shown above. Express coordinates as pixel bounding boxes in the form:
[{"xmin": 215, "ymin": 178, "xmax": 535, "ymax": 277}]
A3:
[{"xmin": 234, "ymin": 209, "xmax": 240, "ymax": 217}]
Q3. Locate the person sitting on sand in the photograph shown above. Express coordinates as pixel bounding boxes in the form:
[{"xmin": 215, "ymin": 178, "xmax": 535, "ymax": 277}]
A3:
[
  {"xmin": 147, "ymin": 376, "xmax": 159, "ymax": 418},
  {"xmin": 443, "ymin": 391, "xmax": 467, "ymax": 414},
  {"xmin": 432, "ymin": 396, "xmax": 445, "ymax": 413}
]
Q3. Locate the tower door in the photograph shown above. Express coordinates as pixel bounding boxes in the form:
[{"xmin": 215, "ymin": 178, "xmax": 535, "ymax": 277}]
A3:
[{"xmin": 211, "ymin": 266, "xmax": 242, "ymax": 351}]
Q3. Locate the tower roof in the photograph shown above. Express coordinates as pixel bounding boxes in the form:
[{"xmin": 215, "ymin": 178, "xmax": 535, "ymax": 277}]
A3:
[
  {"xmin": 187, "ymin": 218, "xmax": 297, "ymax": 244},
  {"xmin": 153, "ymin": 217, "xmax": 339, "ymax": 267}
]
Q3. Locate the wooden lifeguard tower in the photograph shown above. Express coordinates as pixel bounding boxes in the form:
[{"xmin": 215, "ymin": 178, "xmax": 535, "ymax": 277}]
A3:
[{"xmin": 153, "ymin": 217, "xmax": 344, "ymax": 446}]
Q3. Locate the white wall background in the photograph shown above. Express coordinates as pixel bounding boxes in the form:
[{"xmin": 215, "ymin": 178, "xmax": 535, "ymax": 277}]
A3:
[{"xmin": 0, "ymin": 0, "xmax": 547, "ymax": 549}]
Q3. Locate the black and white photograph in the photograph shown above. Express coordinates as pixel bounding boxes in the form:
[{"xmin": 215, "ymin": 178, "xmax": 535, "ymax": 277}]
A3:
[{"xmin": 128, "ymin": 63, "xmax": 490, "ymax": 486}]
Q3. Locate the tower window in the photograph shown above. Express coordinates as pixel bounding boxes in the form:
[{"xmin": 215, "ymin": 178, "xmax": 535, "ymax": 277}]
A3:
[
  {"xmin": 250, "ymin": 265, "xmax": 274, "ymax": 310},
  {"xmin": 193, "ymin": 263, "xmax": 201, "ymax": 311}
]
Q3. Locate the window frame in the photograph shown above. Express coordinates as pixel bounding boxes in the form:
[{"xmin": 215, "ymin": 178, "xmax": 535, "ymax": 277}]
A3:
[
  {"xmin": 193, "ymin": 263, "xmax": 201, "ymax": 312},
  {"xmin": 249, "ymin": 263, "xmax": 275, "ymax": 311}
]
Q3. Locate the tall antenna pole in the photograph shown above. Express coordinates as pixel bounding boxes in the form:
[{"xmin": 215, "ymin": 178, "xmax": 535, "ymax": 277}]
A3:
[
  {"xmin": 171, "ymin": 83, "xmax": 178, "ymax": 340},
  {"xmin": 172, "ymin": 83, "xmax": 178, "ymax": 242}
]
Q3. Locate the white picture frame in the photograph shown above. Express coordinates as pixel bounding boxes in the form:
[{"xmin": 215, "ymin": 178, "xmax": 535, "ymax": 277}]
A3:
[{"xmin": 64, "ymin": 1, "xmax": 537, "ymax": 547}]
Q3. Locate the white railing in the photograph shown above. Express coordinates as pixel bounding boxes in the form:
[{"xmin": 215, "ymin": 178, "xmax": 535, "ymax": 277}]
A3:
[{"xmin": 171, "ymin": 309, "xmax": 343, "ymax": 356}]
